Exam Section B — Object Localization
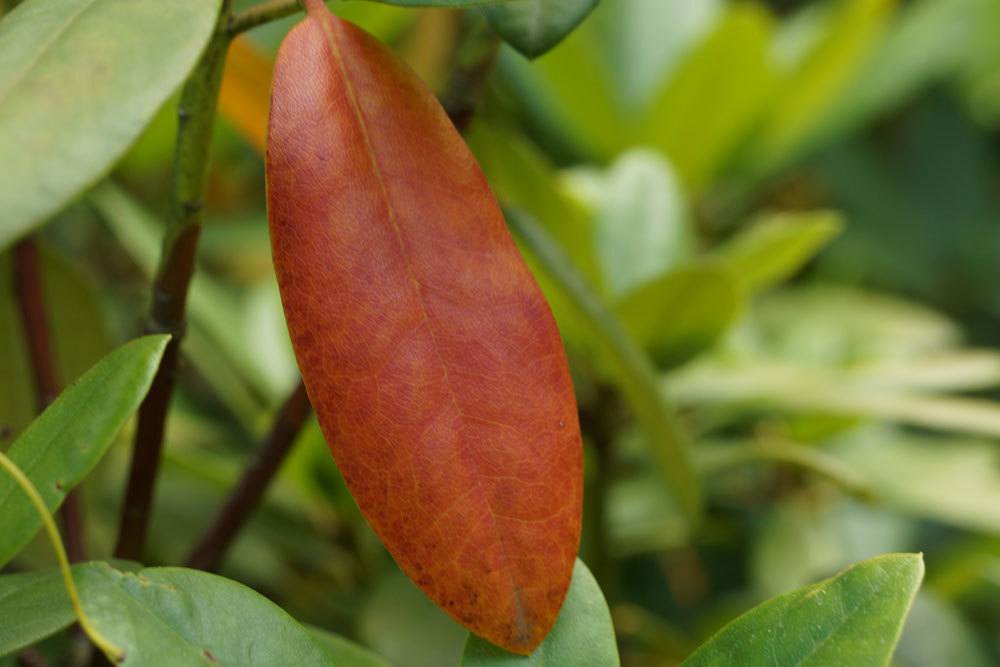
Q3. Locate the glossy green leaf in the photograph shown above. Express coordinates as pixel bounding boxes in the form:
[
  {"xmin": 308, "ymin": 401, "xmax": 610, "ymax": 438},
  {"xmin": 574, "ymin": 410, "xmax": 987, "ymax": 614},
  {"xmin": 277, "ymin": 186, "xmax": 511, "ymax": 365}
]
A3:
[
  {"xmin": 682, "ymin": 553, "xmax": 924, "ymax": 667},
  {"xmin": 0, "ymin": 0, "xmax": 222, "ymax": 250},
  {"xmin": 0, "ymin": 563, "xmax": 334, "ymax": 665},
  {"xmin": 485, "ymin": 0, "xmax": 599, "ymax": 58},
  {"xmin": 716, "ymin": 211, "xmax": 843, "ymax": 293},
  {"xmin": 307, "ymin": 626, "xmax": 391, "ymax": 667},
  {"xmin": 506, "ymin": 207, "xmax": 701, "ymax": 525},
  {"xmin": 615, "ymin": 262, "xmax": 742, "ymax": 368},
  {"xmin": 584, "ymin": 149, "xmax": 692, "ymax": 297},
  {"xmin": 641, "ymin": 3, "xmax": 776, "ymax": 193},
  {"xmin": 0, "ymin": 335, "xmax": 169, "ymax": 567},
  {"xmin": 462, "ymin": 560, "xmax": 618, "ymax": 666}
]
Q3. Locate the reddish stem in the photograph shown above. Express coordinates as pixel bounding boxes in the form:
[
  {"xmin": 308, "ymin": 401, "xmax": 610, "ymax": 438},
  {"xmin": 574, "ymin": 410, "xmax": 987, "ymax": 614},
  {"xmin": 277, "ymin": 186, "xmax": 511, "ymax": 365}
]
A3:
[{"xmin": 12, "ymin": 238, "xmax": 86, "ymax": 563}]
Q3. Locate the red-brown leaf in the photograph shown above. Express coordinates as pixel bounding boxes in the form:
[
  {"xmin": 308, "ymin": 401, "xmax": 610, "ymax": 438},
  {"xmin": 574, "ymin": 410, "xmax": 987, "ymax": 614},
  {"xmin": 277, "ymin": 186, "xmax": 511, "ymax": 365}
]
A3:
[{"xmin": 266, "ymin": 2, "xmax": 583, "ymax": 654}]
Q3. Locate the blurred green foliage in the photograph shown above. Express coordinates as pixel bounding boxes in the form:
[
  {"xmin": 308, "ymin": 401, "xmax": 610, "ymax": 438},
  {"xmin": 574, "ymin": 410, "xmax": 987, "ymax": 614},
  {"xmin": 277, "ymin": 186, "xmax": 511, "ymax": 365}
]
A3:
[{"xmin": 4, "ymin": 0, "xmax": 1000, "ymax": 664}]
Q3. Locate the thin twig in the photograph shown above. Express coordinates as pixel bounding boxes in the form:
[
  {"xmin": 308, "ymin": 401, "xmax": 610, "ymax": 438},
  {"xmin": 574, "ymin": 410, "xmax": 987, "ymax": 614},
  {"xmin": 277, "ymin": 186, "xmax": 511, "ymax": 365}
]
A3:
[
  {"xmin": 227, "ymin": 0, "xmax": 305, "ymax": 36},
  {"xmin": 114, "ymin": 1, "xmax": 234, "ymax": 562},
  {"xmin": 12, "ymin": 238, "xmax": 86, "ymax": 564},
  {"xmin": 185, "ymin": 382, "xmax": 312, "ymax": 571}
]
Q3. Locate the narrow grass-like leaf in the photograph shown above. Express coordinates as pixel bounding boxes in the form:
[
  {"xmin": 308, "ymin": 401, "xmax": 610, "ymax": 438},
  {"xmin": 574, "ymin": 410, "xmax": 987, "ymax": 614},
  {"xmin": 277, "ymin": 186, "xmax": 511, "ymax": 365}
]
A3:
[{"xmin": 0, "ymin": 335, "xmax": 169, "ymax": 567}]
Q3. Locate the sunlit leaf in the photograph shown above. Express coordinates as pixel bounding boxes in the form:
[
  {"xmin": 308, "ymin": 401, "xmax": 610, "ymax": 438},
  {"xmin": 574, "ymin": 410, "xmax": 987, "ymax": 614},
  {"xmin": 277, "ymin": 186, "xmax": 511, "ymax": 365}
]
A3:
[
  {"xmin": 751, "ymin": 0, "xmax": 895, "ymax": 167},
  {"xmin": 641, "ymin": 3, "xmax": 776, "ymax": 193}
]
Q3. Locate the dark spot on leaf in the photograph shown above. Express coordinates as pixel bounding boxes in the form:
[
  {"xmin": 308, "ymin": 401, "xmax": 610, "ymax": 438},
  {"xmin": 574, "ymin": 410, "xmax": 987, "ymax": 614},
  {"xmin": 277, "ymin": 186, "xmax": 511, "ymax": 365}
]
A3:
[
  {"xmin": 203, "ymin": 649, "xmax": 217, "ymax": 662},
  {"xmin": 55, "ymin": 481, "xmax": 64, "ymax": 492}
]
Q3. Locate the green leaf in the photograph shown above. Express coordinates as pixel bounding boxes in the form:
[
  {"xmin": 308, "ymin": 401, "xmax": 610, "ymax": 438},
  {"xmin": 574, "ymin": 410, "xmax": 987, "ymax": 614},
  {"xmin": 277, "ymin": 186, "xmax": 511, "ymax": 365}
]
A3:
[
  {"xmin": 682, "ymin": 553, "xmax": 924, "ymax": 667},
  {"xmin": 0, "ymin": 335, "xmax": 169, "ymax": 567},
  {"xmin": 462, "ymin": 559, "xmax": 619, "ymax": 666},
  {"xmin": 0, "ymin": 563, "xmax": 334, "ymax": 665},
  {"xmin": 307, "ymin": 626, "xmax": 392, "ymax": 667},
  {"xmin": 640, "ymin": 3, "xmax": 776, "ymax": 193},
  {"xmin": 497, "ymin": 22, "xmax": 625, "ymax": 160},
  {"xmin": 505, "ymin": 207, "xmax": 701, "ymax": 525},
  {"xmin": 591, "ymin": 0, "xmax": 722, "ymax": 110},
  {"xmin": 615, "ymin": 262, "xmax": 742, "ymax": 368},
  {"xmin": 0, "ymin": 0, "xmax": 222, "ymax": 250},
  {"xmin": 582, "ymin": 149, "xmax": 692, "ymax": 297},
  {"xmin": 831, "ymin": 428, "xmax": 1000, "ymax": 534},
  {"xmin": 0, "ymin": 568, "xmax": 76, "ymax": 657},
  {"xmin": 0, "ymin": 561, "xmax": 141, "ymax": 658},
  {"xmin": 751, "ymin": 0, "xmax": 895, "ymax": 167},
  {"xmin": 716, "ymin": 211, "xmax": 843, "ymax": 293},
  {"xmin": 359, "ymin": 569, "xmax": 468, "ymax": 667},
  {"xmin": 484, "ymin": 0, "xmax": 599, "ymax": 59}
]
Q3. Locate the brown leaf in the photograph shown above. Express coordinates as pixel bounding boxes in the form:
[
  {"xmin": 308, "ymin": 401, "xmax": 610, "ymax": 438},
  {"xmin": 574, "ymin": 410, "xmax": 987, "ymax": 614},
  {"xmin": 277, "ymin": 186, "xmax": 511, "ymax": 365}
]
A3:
[{"xmin": 266, "ymin": 1, "xmax": 583, "ymax": 654}]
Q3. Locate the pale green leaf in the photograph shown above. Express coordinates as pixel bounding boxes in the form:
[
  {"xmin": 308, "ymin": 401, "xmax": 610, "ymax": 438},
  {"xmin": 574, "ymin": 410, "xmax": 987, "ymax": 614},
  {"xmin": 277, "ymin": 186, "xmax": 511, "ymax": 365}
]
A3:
[
  {"xmin": 0, "ymin": 336, "xmax": 169, "ymax": 567},
  {"xmin": 682, "ymin": 554, "xmax": 923, "ymax": 667},
  {"xmin": 641, "ymin": 4, "xmax": 776, "ymax": 193},
  {"xmin": 591, "ymin": 0, "xmax": 722, "ymax": 110},
  {"xmin": 752, "ymin": 0, "xmax": 895, "ymax": 167},
  {"xmin": 831, "ymin": 428, "xmax": 1000, "ymax": 534},
  {"xmin": 0, "ymin": 0, "xmax": 222, "ymax": 249},
  {"xmin": 588, "ymin": 149, "xmax": 692, "ymax": 297},
  {"xmin": 716, "ymin": 211, "xmax": 842, "ymax": 293},
  {"xmin": 462, "ymin": 559, "xmax": 619, "ymax": 666}
]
